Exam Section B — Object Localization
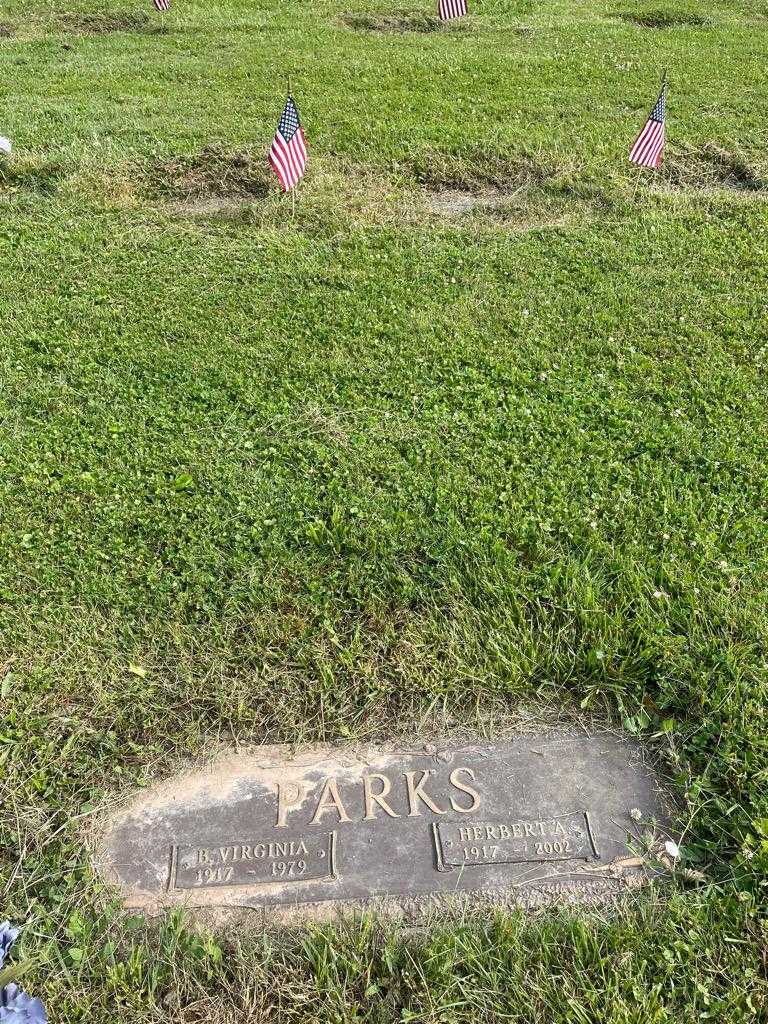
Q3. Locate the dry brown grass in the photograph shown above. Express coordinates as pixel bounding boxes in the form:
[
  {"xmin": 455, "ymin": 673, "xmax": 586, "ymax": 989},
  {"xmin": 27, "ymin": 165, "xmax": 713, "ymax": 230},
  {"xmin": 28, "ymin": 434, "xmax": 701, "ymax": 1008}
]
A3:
[
  {"xmin": 1, "ymin": 145, "xmax": 598, "ymax": 236},
  {"xmin": 0, "ymin": 12, "xmax": 156, "ymax": 40}
]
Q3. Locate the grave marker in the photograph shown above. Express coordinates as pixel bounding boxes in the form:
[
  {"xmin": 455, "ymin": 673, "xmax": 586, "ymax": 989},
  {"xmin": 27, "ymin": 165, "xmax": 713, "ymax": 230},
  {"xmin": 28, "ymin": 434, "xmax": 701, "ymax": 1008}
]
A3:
[{"xmin": 98, "ymin": 734, "xmax": 671, "ymax": 918}]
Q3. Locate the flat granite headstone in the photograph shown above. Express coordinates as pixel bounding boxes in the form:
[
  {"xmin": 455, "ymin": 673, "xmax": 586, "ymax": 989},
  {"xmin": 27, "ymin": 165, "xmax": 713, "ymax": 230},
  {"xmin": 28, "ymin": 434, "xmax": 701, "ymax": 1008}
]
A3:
[{"xmin": 97, "ymin": 734, "xmax": 672, "ymax": 919}]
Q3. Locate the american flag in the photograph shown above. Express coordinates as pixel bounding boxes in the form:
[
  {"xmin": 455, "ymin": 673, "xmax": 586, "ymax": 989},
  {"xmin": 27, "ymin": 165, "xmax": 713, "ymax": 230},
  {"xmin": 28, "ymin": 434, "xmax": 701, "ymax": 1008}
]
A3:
[
  {"xmin": 268, "ymin": 95, "xmax": 307, "ymax": 192},
  {"xmin": 629, "ymin": 82, "xmax": 667, "ymax": 169},
  {"xmin": 153, "ymin": 0, "xmax": 170, "ymax": 11},
  {"xmin": 438, "ymin": 0, "xmax": 467, "ymax": 19}
]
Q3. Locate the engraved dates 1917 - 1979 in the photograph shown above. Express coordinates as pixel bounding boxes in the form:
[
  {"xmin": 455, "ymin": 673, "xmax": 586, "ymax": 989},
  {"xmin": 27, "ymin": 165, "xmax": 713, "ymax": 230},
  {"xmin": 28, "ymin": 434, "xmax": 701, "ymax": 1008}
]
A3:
[{"xmin": 172, "ymin": 832, "xmax": 337, "ymax": 890}]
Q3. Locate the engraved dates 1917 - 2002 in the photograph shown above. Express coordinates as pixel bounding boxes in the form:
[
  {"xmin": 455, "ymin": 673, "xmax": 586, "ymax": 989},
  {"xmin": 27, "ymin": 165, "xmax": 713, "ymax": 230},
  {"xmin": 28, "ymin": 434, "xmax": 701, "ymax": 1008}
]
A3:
[{"xmin": 433, "ymin": 812, "xmax": 599, "ymax": 870}]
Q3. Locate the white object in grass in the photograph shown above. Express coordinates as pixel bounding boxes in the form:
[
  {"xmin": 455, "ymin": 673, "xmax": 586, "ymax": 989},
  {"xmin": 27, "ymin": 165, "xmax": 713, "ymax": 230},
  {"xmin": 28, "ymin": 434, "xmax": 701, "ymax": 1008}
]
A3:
[
  {"xmin": 0, "ymin": 137, "xmax": 12, "ymax": 155},
  {"xmin": 664, "ymin": 840, "xmax": 680, "ymax": 859}
]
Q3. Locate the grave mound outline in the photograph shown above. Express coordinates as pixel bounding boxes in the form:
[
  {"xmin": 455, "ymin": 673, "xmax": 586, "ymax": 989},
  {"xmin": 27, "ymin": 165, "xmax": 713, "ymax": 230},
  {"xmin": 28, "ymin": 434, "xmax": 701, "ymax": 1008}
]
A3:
[
  {"xmin": 663, "ymin": 142, "xmax": 767, "ymax": 193},
  {"xmin": 0, "ymin": 157, "xmax": 69, "ymax": 195},
  {"xmin": 338, "ymin": 10, "xmax": 456, "ymax": 33},
  {"xmin": 410, "ymin": 148, "xmax": 573, "ymax": 195},
  {"xmin": 53, "ymin": 11, "xmax": 151, "ymax": 35},
  {"xmin": 614, "ymin": 9, "xmax": 709, "ymax": 29},
  {"xmin": 147, "ymin": 144, "xmax": 272, "ymax": 202}
]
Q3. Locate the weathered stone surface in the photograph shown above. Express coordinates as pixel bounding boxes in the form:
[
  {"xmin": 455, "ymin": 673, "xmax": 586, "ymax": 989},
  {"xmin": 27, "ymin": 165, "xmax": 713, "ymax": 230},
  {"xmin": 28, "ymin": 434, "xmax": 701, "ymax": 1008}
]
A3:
[{"xmin": 97, "ymin": 734, "xmax": 672, "ymax": 917}]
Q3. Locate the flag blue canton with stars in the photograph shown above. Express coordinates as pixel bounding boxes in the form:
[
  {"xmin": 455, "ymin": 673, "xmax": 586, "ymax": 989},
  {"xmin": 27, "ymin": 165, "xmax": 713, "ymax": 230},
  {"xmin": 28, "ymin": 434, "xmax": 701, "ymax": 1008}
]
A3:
[
  {"xmin": 649, "ymin": 88, "xmax": 666, "ymax": 123},
  {"xmin": 278, "ymin": 97, "xmax": 301, "ymax": 142}
]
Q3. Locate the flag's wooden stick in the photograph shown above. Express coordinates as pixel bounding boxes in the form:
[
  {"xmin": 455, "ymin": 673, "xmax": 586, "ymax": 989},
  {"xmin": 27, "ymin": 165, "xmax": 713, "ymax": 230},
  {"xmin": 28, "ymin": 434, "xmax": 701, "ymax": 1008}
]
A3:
[
  {"xmin": 287, "ymin": 73, "xmax": 296, "ymax": 218},
  {"xmin": 632, "ymin": 161, "xmax": 644, "ymax": 201}
]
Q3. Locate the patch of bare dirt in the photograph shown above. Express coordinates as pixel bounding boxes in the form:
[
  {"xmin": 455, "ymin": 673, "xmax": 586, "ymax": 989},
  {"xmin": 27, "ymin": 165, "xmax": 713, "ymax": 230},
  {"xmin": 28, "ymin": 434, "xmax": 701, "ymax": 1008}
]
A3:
[
  {"xmin": 614, "ymin": 9, "xmax": 709, "ymax": 28},
  {"xmin": 148, "ymin": 145, "xmax": 271, "ymax": 202},
  {"xmin": 54, "ymin": 12, "xmax": 150, "ymax": 35},
  {"xmin": 424, "ymin": 188, "xmax": 583, "ymax": 231},
  {"xmin": 663, "ymin": 143, "xmax": 767, "ymax": 193},
  {"xmin": 426, "ymin": 188, "xmax": 508, "ymax": 216},
  {"xmin": 414, "ymin": 151, "xmax": 594, "ymax": 227},
  {"xmin": 338, "ymin": 10, "xmax": 450, "ymax": 33}
]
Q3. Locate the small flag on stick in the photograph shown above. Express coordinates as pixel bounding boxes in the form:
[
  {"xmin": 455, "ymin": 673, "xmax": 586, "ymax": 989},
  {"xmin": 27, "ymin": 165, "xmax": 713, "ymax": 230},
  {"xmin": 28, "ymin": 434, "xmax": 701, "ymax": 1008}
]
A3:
[
  {"xmin": 153, "ymin": 0, "xmax": 171, "ymax": 11},
  {"xmin": 438, "ymin": 0, "xmax": 467, "ymax": 20},
  {"xmin": 268, "ymin": 94, "xmax": 307, "ymax": 192},
  {"xmin": 629, "ymin": 77, "xmax": 667, "ymax": 169}
]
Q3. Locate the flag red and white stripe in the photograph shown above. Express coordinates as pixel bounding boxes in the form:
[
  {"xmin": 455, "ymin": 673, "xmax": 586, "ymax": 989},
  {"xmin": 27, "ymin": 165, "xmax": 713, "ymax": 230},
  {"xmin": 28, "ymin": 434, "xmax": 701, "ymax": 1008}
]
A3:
[
  {"xmin": 154, "ymin": 0, "xmax": 171, "ymax": 11},
  {"xmin": 438, "ymin": 0, "xmax": 467, "ymax": 19},
  {"xmin": 629, "ymin": 82, "xmax": 667, "ymax": 169},
  {"xmin": 268, "ymin": 95, "xmax": 307, "ymax": 192}
]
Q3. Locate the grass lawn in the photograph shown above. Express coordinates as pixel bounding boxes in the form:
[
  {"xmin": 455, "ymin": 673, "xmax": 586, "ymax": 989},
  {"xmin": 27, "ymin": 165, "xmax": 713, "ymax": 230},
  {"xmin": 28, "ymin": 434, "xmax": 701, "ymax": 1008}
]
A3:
[{"xmin": 1, "ymin": 0, "xmax": 767, "ymax": 1020}]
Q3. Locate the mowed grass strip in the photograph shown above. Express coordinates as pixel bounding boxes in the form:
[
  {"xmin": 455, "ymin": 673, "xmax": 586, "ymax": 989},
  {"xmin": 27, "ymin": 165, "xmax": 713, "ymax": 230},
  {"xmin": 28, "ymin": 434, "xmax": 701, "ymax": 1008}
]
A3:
[
  {"xmin": 1, "ymin": 1, "xmax": 767, "ymax": 1021},
  {"xmin": 0, "ymin": 0, "xmax": 766, "ymax": 164}
]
